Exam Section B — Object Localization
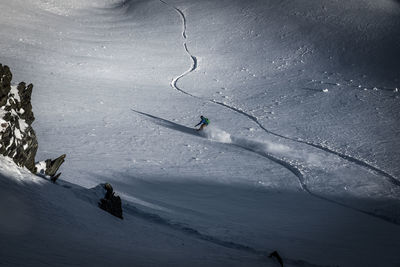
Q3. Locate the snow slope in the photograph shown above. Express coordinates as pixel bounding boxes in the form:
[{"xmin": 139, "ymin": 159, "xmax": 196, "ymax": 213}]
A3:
[
  {"xmin": 0, "ymin": 0, "xmax": 399, "ymax": 266},
  {"xmin": 0, "ymin": 156, "xmax": 268, "ymax": 267}
]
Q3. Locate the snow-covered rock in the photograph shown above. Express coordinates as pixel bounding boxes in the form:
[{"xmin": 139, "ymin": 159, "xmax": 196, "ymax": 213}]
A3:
[
  {"xmin": 0, "ymin": 64, "xmax": 65, "ymax": 179},
  {"xmin": 0, "ymin": 64, "xmax": 37, "ymax": 172}
]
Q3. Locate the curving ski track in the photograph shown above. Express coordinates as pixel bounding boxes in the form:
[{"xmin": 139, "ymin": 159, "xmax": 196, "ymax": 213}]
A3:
[
  {"xmin": 131, "ymin": 109, "xmax": 398, "ymax": 225},
  {"xmin": 155, "ymin": 0, "xmax": 400, "ymax": 226},
  {"xmin": 159, "ymin": 0, "xmax": 199, "ymax": 97},
  {"xmin": 213, "ymin": 101, "xmax": 400, "ymax": 187},
  {"xmin": 230, "ymin": 139, "xmax": 399, "ymax": 224},
  {"xmin": 158, "ymin": 0, "xmax": 399, "ymax": 190}
]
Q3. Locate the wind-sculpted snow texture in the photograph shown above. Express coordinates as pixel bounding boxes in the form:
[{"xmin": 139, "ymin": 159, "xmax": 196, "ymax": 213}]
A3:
[{"xmin": 1, "ymin": 0, "xmax": 400, "ymax": 266}]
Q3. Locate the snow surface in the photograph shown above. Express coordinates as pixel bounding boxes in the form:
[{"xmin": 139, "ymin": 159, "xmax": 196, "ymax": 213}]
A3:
[{"xmin": 1, "ymin": 0, "xmax": 400, "ymax": 266}]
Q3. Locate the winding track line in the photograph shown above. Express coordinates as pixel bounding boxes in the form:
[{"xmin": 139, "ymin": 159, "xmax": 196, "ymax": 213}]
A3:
[
  {"xmin": 158, "ymin": 0, "xmax": 400, "ymax": 189},
  {"xmin": 131, "ymin": 108, "xmax": 398, "ymax": 225},
  {"xmin": 160, "ymin": 0, "xmax": 198, "ymax": 96},
  {"xmin": 140, "ymin": 0, "xmax": 322, "ymax": 203},
  {"xmin": 156, "ymin": 0, "xmax": 400, "ymax": 225},
  {"xmin": 129, "ymin": 1, "xmax": 400, "ymax": 263},
  {"xmin": 213, "ymin": 101, "xmax": 400, "ymax": 187},
  {"xmin": 230, "ymin": 139, "xmax": 394, "ymax": 224}
]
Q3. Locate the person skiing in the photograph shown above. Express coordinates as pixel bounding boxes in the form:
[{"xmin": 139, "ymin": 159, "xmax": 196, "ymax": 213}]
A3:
[{"xmin": 195, "ymin": 115, "xmax": 209, "ymax": 131}]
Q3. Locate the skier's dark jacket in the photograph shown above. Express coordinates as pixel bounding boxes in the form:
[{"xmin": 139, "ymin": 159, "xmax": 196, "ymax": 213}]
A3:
[{"xmin": 196, "ymin": 117, "xmax": 209, "ymax": 126}]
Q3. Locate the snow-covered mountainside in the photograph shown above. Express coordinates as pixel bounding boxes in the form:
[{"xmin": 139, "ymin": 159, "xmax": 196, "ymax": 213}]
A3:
[{"xmin": 0, "ymin": 0, "xmax": 399, "ymax": 266}]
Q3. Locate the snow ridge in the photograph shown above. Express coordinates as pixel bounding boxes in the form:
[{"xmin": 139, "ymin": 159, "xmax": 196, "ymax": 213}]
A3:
[
  {"xmin": 46, "ymin": 167, "xmax": 332, "ymax": 267},
  {"xmin": 123, "ymin": 203, "xmax": 332, "ymax": 267}
]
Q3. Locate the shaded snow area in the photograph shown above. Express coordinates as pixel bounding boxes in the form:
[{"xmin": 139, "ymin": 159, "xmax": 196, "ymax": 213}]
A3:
[{"xmin": 1, "ymin": 0, "xmax": 400, "ymax": 266}]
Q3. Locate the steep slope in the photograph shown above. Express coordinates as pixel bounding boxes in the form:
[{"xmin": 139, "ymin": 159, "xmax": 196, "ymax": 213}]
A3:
[
  {"xmin": 0, "ymin": 0, "xmax": 399, "ymax": 266},
  {"xmin": 0, "ymin": 156, "xmax": 269, "ymax": 267}
]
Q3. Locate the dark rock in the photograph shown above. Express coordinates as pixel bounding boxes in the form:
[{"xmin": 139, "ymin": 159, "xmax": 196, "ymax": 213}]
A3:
[
  {"xmin": 269, "ymin": 250, "xmax": 283, "ymax": 267},
  {"xmin": 0, "ymin": 64, "xmax": 12, "ymax": 107},
  {"xmin": 45, "ymin": 154, "xmax": 66, "ymax": 177},
  {"xmin": 104, "ymin": 183, "xmax": 114, "ymax": 199},
  {"xmin": 50, "ymin": 173, "xmax": 61, "ymax": 183},
  {"xmin": 98, "ymin": 183, "xmax": 123, "ymax": 219},
  {"xmin": 17, "ymin": 82, "xmax": 34, "ymax": 124}
]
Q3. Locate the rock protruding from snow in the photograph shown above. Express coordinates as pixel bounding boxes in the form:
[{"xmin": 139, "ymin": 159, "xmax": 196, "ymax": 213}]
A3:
[
  {"xmin": 98, "ymin": 183, "xmax": 123, "ymax": 219},
  {"xmin": 35, "ymin": 154, "xmax": 66, "ymax": 182},
  {"xmin": 269, "ymin": 251, "xmax": 284, "ymax": 267},
  {"xmin": 0, "ymin": 63, "xmax": 65, "ymax": 178}
]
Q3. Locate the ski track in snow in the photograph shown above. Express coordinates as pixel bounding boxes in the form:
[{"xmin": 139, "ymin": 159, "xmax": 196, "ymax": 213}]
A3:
[
  {"xmin": 213, "ymin": 100, "xmax": 400, "ymax": 188},
  {"xmin": 230, "ymin": 138, "xmax": 399, "ymax": 224},
  {"xmin": 159, "ymin": 0, "xmax": 199, "ymax": 97},
  {"xmin": 131, "ymin": 109, "xmax": 398, "ymax": 226},
  {"xmin": 158, "ymin": 0, "xmax": 399, "ymax": 189},
  {"xmin": 154, "ymin": 0, "xmax": 400, "ymax": 226}
]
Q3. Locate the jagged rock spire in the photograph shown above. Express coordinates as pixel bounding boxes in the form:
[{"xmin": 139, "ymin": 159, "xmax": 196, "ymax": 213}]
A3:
[{"xmin": 0, "ymin": 63, "xmax": 65, "ymax": 180}]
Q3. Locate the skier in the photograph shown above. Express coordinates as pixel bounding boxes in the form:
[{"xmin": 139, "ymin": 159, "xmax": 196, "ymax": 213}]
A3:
[{"xmin": 195, "ymin": 115, "xmax": 209, "ymax": 131}]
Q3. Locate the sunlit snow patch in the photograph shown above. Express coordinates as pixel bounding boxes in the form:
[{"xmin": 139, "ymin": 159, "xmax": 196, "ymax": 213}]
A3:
[
  {"xmin": 0, "ymin": 156, "xmax": 43, "ymax": 184},
  {"xmin": 35, "ymin": 161, "xmax": 47, "ymax": 177}
]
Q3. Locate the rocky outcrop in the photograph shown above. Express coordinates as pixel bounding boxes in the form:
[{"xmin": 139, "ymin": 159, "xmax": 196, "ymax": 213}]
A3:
[
  {"xmin": 35, "ymin": 154, "xmax": 66, "ymax": 182},
  {"xmin": 0, "ymin": 63, "xmax": 65, "ymax": 180},
  {"xmin": 98, "ymin": 183, "xmax": 123, "ymax": 219},
  {"xmin": 269, "ymin": 251, "xmax": 284, "ymax": 267},
  {"xmin": 1, "ymin": 64, "xmax": 123, "ymax": 219}
]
